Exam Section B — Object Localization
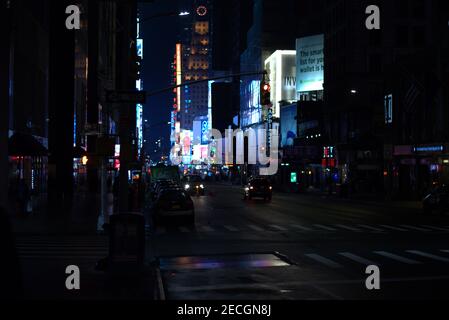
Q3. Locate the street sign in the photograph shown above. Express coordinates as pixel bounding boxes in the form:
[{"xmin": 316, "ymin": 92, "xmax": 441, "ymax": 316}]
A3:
[
  {"xmin": 290, "ymin": 172, "xmax": 297, "ymax": 183},
  {"xmin": 106, "ymin": 90, "xmax": 146, "ymax": 104}
]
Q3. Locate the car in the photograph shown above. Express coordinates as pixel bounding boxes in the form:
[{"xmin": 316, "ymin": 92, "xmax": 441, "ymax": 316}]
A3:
[
  {"xmin": 243, "ymin": 177, "xmax": 273, "ymax": 201},
  {"xmin": 152, "ymin": 190, "xmax": 195, "ymax": 225},
  {"xmin": 151, "ymin": 180, "xmax": 179, "ymax": 199},
  {"xmin": 182, "ymin": 175, "xmax": 205, "ymax": 196},
  {"xmin": 422, "ymin": 185, "xmax": 449, "ymax": 215}
]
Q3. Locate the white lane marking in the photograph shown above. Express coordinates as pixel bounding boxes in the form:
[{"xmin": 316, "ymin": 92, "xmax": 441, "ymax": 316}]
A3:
[
  {"xmin": 335, "ymin": 224, "xmax": 362, "ymax": 232},
  {"xmin": 178, "ymin": 226, "xmax": 191, "ymax": 233},
  {"xmin": 338, "ymin": 252, "xmax": 378, "ymax": 265},
  {"xmin": 441, "ymin": 250, "xmax": 449, "ymax": 254},
  {"xmin": 223, "ymin": 225, "xmax": 239, "ymax": 232},
  {"xmin": 422, "ymin": 225, "xmax": 449, "ymax": 232},
  {"xmin": 379, "ymin": 225, "xmax": 408, "ymax": 232},
  {"xmin": 292, "ymin": 224, "xmax": 312, "ymax": 231},
  {"xmin": 373, "ymin": 251, "xmax": 422, "ymax": 264},
  {"xmin": 248, "ymin": 225, "xmax": 264, "ymax": 232},
  {"xmin": 304, "ymin": 254, "xmax": 343, "ymax": 268},
  {"xmin": 313, "ymin": 224, "xmax": 337, "ymax": 231},
  {"xmin": 406, "ymin": 250, "xmax": 449, "ymax": 263},
  {"xmin": 269, "ymin": 225, "xmax": 288, "ymax": 231},
  {"xmin": 400, "ymin": 225, "xmax": 431, "ymax": 232},
  {"xmin": 358, "ymin": 225, "xmax": 385, "ymax": 232},
  {"xmin": 199, "ymin": 225, "xmax": 215, "ymax": 232}
]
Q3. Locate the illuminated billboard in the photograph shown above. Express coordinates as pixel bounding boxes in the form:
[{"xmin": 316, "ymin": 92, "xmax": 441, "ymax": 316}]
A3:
[
  {"xmin": 241, "ymin": 80, "xmax": 262, "ymax": 128},
  {"xmin": 264, "ymin": 50, "xmax": 296, "ymax": 118},
  {"xmin": 280, "ymin": 104, "xmax": 297, "ymax": 147},
  {"xmin": 296, "ymin": 34, "xmax": 324, "ymax": 94},
  {"xmin": 180, "ymin": 130, "xmax": 192, "ymax": 157}
]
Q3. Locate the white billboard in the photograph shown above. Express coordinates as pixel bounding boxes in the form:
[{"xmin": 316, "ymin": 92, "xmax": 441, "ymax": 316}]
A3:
[
  {"xmin": 296, "ymin": 35, "xmax": 324, "ymax": 94},
  {"xmin": 264, "ymin": 50, "xmax": 296, "ymax": 118}
]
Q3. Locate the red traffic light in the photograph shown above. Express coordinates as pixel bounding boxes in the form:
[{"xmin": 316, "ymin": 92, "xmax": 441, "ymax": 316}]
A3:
[{"xmin": 262, "ymin": 83, "xmax": 271, "ymax": 92}]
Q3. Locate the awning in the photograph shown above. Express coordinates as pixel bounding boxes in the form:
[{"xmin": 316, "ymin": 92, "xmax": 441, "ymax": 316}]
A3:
[{"xmin": 8, "ymin": 132, "xmax": 48, "ymax": 157}]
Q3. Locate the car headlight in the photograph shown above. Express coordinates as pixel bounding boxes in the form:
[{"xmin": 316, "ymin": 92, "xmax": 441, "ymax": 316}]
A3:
[
  {"xmin": 269, "ymin": 186, "xmax": 272, "ymax": 190},
  {"xmin": 245, "ymin": 187, "xmax": 249, "ymax": 191},
  {"xmin": 185, "ymin": 184, "xmax": 190, "ymax": 190},
  {"xmin": 250, "ymin": 186, "xmax": 254, "ymax": 190},
  {"xmin": 200, "ymin": 184, "xmax": 204, "ymax": 189}
]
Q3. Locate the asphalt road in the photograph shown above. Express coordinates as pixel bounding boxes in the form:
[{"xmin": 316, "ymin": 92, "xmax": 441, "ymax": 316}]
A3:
[{"xmin": 148, "ymin": 183, "xmax": 449, "ymax": 300}]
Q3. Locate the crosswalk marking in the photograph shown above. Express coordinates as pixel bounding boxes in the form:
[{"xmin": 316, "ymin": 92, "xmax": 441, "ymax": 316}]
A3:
[
  {"xmin": 422, "ymin": 225, "xmax": 449, "ymax": 232},
  {"xmin": 358, "ymin": 225, "xmax": 385, "ymax": 232},
  {"xmin": 269, "ymin": 225, "xmax": 288, "ymax": 231},
  {"xmin": 178, "ymin": 226, "xmax": 191, "ymax": 233},
  {"xmin": 248, "ymin": 225, "xmax": 264, "ymax": 232},
  {"xmin": 406, "ymin": 250, "xmax": 449, "ymax": 263},
  {"xmin": 373, "ymin": 251, "xmax": 422, "ymax": 264},
  {"xmin": 143, "ymin": 223, "xmax": 449, "ymax": 235},
  {"xmin": 304, "ymin": 254, "xmax": 343, "ymax": 268},
  {"xmin": 338, "ymin": 252, "xmax": 378, "ymax": 265},
  {"xmin": 400, "ymin": 225, "xmax": 431, "ymax": 232},
  {"xmin": 15, "ymin": 236, "xmax": 108, "ymax": 259},
  {"xmin": 199, "ymin": 225, "xmax": 215, "ymax": 232},
  {"xmin": 313, "ymin": 224, "xmax": 337, "ymax": 231},
  {"xmin": 223, "ymin": 225, "xmax": 239, "ymax": 232},
  {"xmin": 156, "ymin": 226, "xmax": 166, "ymax": 234},
  {"xmin": 379, "ymin": 225, "xmax": 408, "ymax": 232},
  {"xmin": 336, "ymin": 224, "xmax": 362, "ymax": 232},
  {"xmin": 291, "ymin": 224, "xmax": 312, "ymax": 231}
]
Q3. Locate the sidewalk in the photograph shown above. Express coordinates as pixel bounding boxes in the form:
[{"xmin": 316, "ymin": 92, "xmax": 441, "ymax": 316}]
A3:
[
  {"xmin": 7, "ymin": 192, "xmax": 162, "ymax": 300},
  {"xmin": 10, "ymin": 192, "xmax": 100, "ymax": 235}
]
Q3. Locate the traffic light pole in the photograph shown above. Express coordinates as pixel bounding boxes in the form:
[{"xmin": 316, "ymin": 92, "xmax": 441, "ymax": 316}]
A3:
[{"xmin": 145, "ymin": 71, "xmax": 267, "ymax": 98}]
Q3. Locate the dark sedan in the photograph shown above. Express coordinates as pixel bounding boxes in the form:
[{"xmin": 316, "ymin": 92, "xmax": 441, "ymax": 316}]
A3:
[
  {"xmin": 152, "ymin": 190, "xmax": 195, "ymax": 225},
  {"xmin": 243, "ymin": 178, "xmax": 273, "ymax": 201}
]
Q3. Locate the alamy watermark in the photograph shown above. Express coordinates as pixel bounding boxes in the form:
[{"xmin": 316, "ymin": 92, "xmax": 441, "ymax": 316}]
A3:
[{"xmin": 170, "ymin": 127, "xmax": 280, "ymax": 176}]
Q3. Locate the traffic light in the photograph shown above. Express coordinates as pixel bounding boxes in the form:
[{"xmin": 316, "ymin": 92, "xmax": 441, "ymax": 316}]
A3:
[{"xmin": 260, "ymin": 81, "xmax": 271, "ymax": 105}]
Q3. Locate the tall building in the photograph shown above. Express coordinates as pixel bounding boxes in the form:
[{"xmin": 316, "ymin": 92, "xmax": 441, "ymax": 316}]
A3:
[
  {"xmin": 170, "ymin": 0, "xmax": 213, "ymax": 165},
  {"xmin": 323, "ymin": 0, "xmax": 449, "ymax": 199},
  {"xmin": 1, "ymin": 0, "xmax": 139, "ymax": 215},
  {"xmin": 179, "ymin": 0, "xmax": 212, "ymax": 131}
]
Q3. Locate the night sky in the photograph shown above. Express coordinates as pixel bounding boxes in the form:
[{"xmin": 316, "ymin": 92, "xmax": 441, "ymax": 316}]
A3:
[{"xmin": 138, "ymin": 0, "xmax": 184, "ymax": 155}]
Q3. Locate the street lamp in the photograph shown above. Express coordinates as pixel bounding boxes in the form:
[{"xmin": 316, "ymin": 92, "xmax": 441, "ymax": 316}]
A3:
[{"xmin": 179, "ymin": 11, "xmax": 190, "ymax": 16}]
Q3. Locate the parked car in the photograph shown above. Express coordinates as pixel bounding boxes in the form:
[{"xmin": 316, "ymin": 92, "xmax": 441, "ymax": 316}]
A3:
[
  {"xmin": 243, "ymin": 177, "xmax": 273, "ymax": 201},
  {"xmin": 152, "ymin": 190, "xmax": 195, "ymax": 225},
  {"xmin": 422, "ymin": 185, "xmax": 449, "ymax": 215},
  {"xmin": 182, "ymin": 175, "xmax": 205, "ymax": 196}
]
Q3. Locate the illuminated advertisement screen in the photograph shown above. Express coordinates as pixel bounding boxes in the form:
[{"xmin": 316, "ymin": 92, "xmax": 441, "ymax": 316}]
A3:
[
  {"xmin": 241, "ymin": 80, "xmax": 262, "ymax": 127},
  {"xmin": 296, "ymin": 34, "xmax": 324, "ymax": 93},
  {"xmin": 180, "ymin": 130, "xmax": 192, "ymax": 156},
  {"xmin": 137, "ymin": 39, "xmax": 143, "ymax": 58},
  {"xmin": 280, "ymin": 104, "xmax": 297, "ymax": 147},
  {"xmin": 264, "ymin": 50, "xmax": 296, "ymax": 118}
]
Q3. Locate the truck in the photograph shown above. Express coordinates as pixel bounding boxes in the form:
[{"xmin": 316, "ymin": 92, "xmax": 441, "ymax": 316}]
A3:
[{"xmin": 149, "ymin": 165, "xmax": 180, "ymax": 184}]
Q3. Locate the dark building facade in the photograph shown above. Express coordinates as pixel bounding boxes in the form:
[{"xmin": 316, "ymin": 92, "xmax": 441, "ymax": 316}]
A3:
[
  {"xmin": 323, "ymin": 0, "xmax": 449, "ymax": 199},
  {"xmin": 1, "ymin": 0, "xmax": 139, "ymax": 216}
]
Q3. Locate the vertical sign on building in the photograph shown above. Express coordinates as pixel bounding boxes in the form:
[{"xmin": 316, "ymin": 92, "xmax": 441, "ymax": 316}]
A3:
[{"xmin": 136, "ymin": 37, "xmax": 144, "ymax": 157}]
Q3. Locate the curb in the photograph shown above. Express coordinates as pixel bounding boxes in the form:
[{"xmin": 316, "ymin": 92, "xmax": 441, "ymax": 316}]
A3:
[{"xmin": 154, "ymin": 267, "xmax": 166, "ymax": 300}]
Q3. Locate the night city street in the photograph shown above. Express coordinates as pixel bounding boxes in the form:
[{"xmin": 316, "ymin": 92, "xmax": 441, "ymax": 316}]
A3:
[{"xmin": 1, "ymin": 0, "xmax": 449, "ymax": 313}]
